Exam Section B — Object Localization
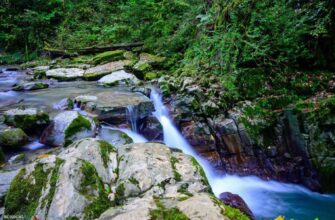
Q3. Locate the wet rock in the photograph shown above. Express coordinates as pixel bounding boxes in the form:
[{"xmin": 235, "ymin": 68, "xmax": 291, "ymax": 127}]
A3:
[
  {"xmin": 0, "ymin": 128, "xmax": 29, "ymax": 150},
  {"xmin": 97, "ymin": 70, "xmax": 140, "ymax": 86},
  {"xmin": 98, "ymin": 127, "xmax": 133, "ymax": 147},
  {"xmin": 13, "ymin": 81, "xmax": 49, "ymax": 91},
  {"xmin": 73, "ymin": 91, "xmax": 154, "ymax": 125},
  {"xmin": 219, "ymin": 192, "xmax": 255, "ymax": 219},
  {"xmin": 139, "ymin": 116, "xmax": 163, "ymax": 141},
  {"xmin": 46, "ymin": 68, "xmax": 84, "ymax": 81},
  {"xmin": 83, "ymin": 60, "xmax": 128, "ymax": 81},
  {"xmin": 53, "ymin": 98, "xmax": 74, "ymax": 110},
  {"xmin": 40, "ymin": 111, "xmax": 96, "ymax": 147},
  {"xmin": 4, "ymin": 108, "xmax": 50, "ymax": 134},
  {"xmin": 8, "ymin": 153, "xmax": 25, "ymax": 165}
]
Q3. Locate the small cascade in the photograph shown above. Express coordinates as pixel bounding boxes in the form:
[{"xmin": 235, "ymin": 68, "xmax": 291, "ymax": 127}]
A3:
[
  {"xmin": 101, "ymin": 124, "xmax": 147, "ymax": 143},
  {"xmin": 126, "ymin": 105, "xmax": 138, "ymax": 132},
  {"xmin": 150, "ymin": 88, "xmax": 335, "ymax": 219}
]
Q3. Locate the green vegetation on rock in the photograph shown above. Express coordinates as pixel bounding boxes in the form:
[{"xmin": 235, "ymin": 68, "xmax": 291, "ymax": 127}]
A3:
[
  {"xmin": 150, "ymin": 199, "xmax": 189, "ymax": 220},
  {"xmin": 191, "ymin": 157, "xmax": 212, "ymax": 194},
  {"xmin": 93, "ymin": 50, "xmax": 125, "ymax": 65},
  {"xmin": 0, "ymin": 128, "xmax": 29, "ymax": 150},
  {"xmin": 64, "ymin": 115, "xmax": 91, "ymax": 139},
  {"xmin": 170, "ymin": 156, "xmax": 182, "ymax": 182},
  {"xmin": 4, "ymin": 163, "xmax": 51, "ymax": 218},
  {"xmin": 98, "ymin": 140, "xmax": 116, "ymax": 168}
]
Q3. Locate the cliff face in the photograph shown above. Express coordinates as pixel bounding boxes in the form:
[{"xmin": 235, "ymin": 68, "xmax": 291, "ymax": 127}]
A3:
[{"xmin": 157, "ymin": 74, "xmax": 335, "ymax": 192}]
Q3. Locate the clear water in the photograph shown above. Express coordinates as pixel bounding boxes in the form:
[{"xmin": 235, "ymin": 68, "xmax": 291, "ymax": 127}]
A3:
[{"xmin": 150, "ymin": 89, "xmax": 335, "ymax": 220}]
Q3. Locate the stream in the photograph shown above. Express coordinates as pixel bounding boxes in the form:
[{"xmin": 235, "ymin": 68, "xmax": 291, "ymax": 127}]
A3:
[{"xmin": 1, "ymin": 68, "xmax": 335, "ymax": 219}]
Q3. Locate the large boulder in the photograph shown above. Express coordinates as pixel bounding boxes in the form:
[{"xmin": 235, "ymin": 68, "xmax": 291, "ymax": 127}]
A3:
[
  {"xmin": 4, "ymin": 108, "xmax": 50, "ymax": 134},
  {"xmin": 0, "ymin": 128, "xmax": 29, "ymax": 150},
  {"xmin": 40, "ymin": 111, "xmax": 96, "ymax": 147},
  {"xmin": 219, "ymin": 192, "xmax": 255, "ymax": 219},
  {"xmin": 83, "ymin": 60, "xmax": 130, "ymax": 81},
  {"xmin": 73, "ymin": 91, "xmax": 154, "ymax": 125},
  {"xmin": 46, "ymin": 68, "xmax": 84, "ymax": 81},
  {"xmin": 3, "ymin": 140, "xmax": 248, "ymax": 220},
  {"xmin": 97, "ymin": 70, "xmax": 140, "ymax": 87}
]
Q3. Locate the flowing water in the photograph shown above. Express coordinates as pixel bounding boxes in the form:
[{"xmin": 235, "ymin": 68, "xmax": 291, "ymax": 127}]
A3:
[{"xmin": 150, "ymin": 89, "xmax": 335, "ymax": 220}]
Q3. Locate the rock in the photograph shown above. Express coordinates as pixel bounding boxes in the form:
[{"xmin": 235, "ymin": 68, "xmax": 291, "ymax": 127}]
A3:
[
  {"xmin": 4, "ymin": 140, "xmax": 247, "ymax": 220},
  {"xmin": 40, "ymin": 111, "xmax": 96, "ymax": 147},
  {"xmin": 98, "ymin": 127, "xmax": 133, "ymax": 147},
  {"xmin": 46, "ymin": 68, "xmax": 84, "ymax": 81},
  {"xmin": 144, "ymin": 71, "xmax": 161, "ymax": 80},
  {"xmin": 97, "ymin": 70, "xmax": 140, "ymax": 86},
  {"xmin": 0, "ymin": 170, "xmax": 19, "ymax": 203},
  {"xmin": 8, "ymin": 153, "xmax": 25, "ymax": 165},
  {"xmin": 0, "ymin": 147, "xmax": 5, "ymax": 164},
  {"xmin": 132, "ymin": 53, "xmax": 165, "ymax": 79},
  {"xmin": 52, "ymin": 98, "xmax": 74, "ymax": 110},
  {"xmin": 0, "ymin": 128, "xmax": 29, "ymax": 150},
  {"xmin": 83, "ymin": 60, "xmax": 128, "ymax": 81},
  {"xmin": 4, "ymin": 108, "xmax": 50, "ymax": 134},
  {"xmin": 93, "ymin": 50, "xmax": 126, "ymax": 65},
  {"xmin": 73, "ymin": 91, "xmax": 154, "ymax": 124},
  {"xmin": 219, "ymin": 192, "xmax": 255, "ymax": 219},
  {"xmin": 13, "ymin": 81, "xmax": 49, "ymax": 91},
  {"xmin": 139, "ymin": 116, "xmax": 163, "ymax": 141}
]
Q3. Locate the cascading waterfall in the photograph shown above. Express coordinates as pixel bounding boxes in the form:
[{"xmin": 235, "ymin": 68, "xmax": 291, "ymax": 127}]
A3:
[
  {"xmin": 126, "ymin": 105, "xmax": 138, "ymax": 132},
  {"xmin": 150, "ymin": 89, "xmax": 335, "ymax": 220}
]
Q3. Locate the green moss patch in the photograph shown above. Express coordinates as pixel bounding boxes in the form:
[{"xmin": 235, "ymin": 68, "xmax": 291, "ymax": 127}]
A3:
[
  {"xmin": 80, "ymin": 160, "xmax": 112, "ymax": 219},
  {"xmin": 4, "ymin": 112, "xmax": 50, "ymax": 133},
  {"xmin": 64, "ymin": 115, "xmax": 91, "ymax": 139},
  {"xmin": 191, "ymin": 157, "xmax": 212, "ymax": 194},
  {"xmin": 4, "ymin": 163, "xmax": 51, "ymax": 218},
  {"xmin": 98, "ymin": 140, "xmax": 116, "ymax": 168},
  {"xmin": 0, "ymin": 128, "xmax": 29, "ymax": 150},
  {"xmin": 170, "ymin": 156, "xmax": 182, "ymax": 182},
  {"xmin": 150, "ymin": 199, "xmax": 189, "ymax": 220},
  {"xmin": 93, "ymin": 50, "xmax": 125, "ymax": 65}
]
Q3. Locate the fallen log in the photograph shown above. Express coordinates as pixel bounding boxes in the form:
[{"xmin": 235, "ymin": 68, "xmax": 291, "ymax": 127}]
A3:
[{"xmin": 42, "ymin": 42, "xmax": 144, "ymax": 58}]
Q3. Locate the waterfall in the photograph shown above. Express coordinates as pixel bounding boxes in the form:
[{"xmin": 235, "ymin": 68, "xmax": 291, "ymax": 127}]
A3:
[
  {"xmin": 150, "ymin": 89, "xmax": 335, "ymax": 220},
  {"xmin": 126, "ymin": 105, "xmax": 138, "ymax": 132}
]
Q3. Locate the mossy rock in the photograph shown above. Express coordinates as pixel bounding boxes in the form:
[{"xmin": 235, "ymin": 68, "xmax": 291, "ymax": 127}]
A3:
[
  {"xmin": 13, "ymin": 82, "xmax": 49, "ymax": 91},
  {"xmin": 93, "ymin": 50, "xmax": 125, "ymax": 65},
  {"xmin": 132, "ymin": 62, "xmax": 152, "ymax": 79},
  {"xmin": 64, "ymin": 115, "xmax": 92, "ymax": 139},
  {"xmin": 0, "ymin": 128, "xmax": 29, "ymax": 150},
  {"xmin": 33, "ymin": 70, "xmax": 47, "ymax": 79},
  {"xmin": 4, "ymin": 108, "xmax": 50, "ymax": 134},
  {"xmin": 144, "ymin": 71, "xmax": 161, "ymax": 80}
]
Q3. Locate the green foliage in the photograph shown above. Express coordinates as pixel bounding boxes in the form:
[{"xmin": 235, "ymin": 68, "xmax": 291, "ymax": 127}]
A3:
[{"xmin": 190, "ymin": 157, "xmax": 212, "ymax": 193}]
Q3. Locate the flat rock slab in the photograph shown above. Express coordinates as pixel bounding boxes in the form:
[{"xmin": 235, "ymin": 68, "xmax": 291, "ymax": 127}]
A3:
[
  {"xmin": 74, "ymin": 91, "xmax": 154, "ymax": 123},
  {"xmin": 46, "ymin": 68, "xmax": 84, "ymax": 81}
]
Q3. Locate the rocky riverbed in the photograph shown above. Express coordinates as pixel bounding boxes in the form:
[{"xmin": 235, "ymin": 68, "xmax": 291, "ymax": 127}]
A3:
[{"xmin": 0, "ymin": 49, "xmax": 334, "ymax": 219}]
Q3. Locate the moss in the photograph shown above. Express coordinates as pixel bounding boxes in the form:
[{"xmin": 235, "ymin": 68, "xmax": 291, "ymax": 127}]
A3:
[
  {"xmin": 0, "ymin": 128, "xmax": 29, "ymax": 149},
  {"xmin": 177, "ymin": 183, "xmax": 193, "ymax": 197},
  {"xmin": 67, "ymin": 99, "xmax": 74, "ymax": 109},
  {"xmin": 129, "ymin": 177, "xmax": 139, "ymax": 187},
  {"xmin": 191, "ymin": 157, "xmax": 212, "ymax": 194},
  {"xmin": 98, "ymin": 140, "xmax": 116, "ymax": 168},
  {"xmin": 209, "ymin": 195, "xmax": 250, "ymax": 220},
  {"xmin": 64, "ymin": 115, "xmax": 91, "ymax": 139},
  {"xmin": 4, "ymin": 112, "xmax": 50, "ymax": 133},
  {"xmin": 144, "ymin": 72, "xmax": 159, "ymax": 80},
  {"xmin": 80, "ymin": 160, "xmax": 113, "ymax": 219},
  {"xmin": 11, "ymin": 153, "xmax": 25, "ymax": 163},
  {"xmin": 4, "ymin": 163, "xmax": 51, "ymax": 218},
  {"xmin": 41, "ymin": 158, "xmax": 65, "ymax": 217},
  {"xmin": 93, "ymin": 50, "xmax": 125, "ymax": 65},
  {"xmin": 170, "ymin": 156, "xmax": 182, "ymax": 182},
  {"xmin": 120, "ymin": 133, "xmax": 133, "ymax": 144},
  {"xmin": 150, "ymin": 199, "xmax": 189, "ymax": 220},
  {"xmin": 123, "ymin": 51, "xmax": 137, "ymax": 60},
  {"xmin": 34, "ymin": 70, "xmax": 47, "ymax": 79},
  {"xmin": 114, "ymin": 182, "xmax": 125, "ymax": 205}
]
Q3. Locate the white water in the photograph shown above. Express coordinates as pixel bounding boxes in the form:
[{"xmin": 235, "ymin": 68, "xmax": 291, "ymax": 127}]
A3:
[
  {"xmin": 101, "ymin": 124, "xmax": 147, "ymax": 143},
  {"xmin": 150, "ymin": 89, "xmax": 335, "ymax": 220},
  {"xmin": 126, "ymin": 105, "xmax": 138, "ymax": 132}
]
